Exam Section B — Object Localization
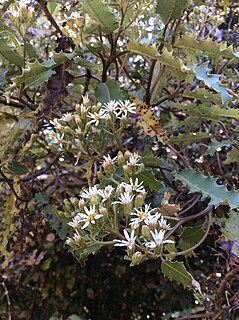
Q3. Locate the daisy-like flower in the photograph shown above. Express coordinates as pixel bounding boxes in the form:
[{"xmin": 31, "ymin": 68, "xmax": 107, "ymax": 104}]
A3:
[
  {"xmin": 130, "ymin": 204, "xmax": 153, "ymax": 224},
  {"xmin": 66, "ymin": 230, "xmax": 82, "ymax": 246},
  {"xmin": 82, "ymin": 94, "xmax": 90, "ymax": 106},
  {"xmin": 50, "ymin": 118, "xmax": 63, "ymax": 131},
  {"xmin": 87, "ymin": 109, "xmax": 106, "ymax": 126},
  {"xmin": 126, "ymin": 153, "xmax": 141, "ymax": 167},
  {"xmin": 68, "ymin": 216, "xmax": 80, "ymax": 229},
  {"xmin": 81, "ymin": 186, "xmax": 99, "ymax": 204},
  {"xmin": 121, "ymin": 178, "xmax": 145, "ymax": 193},
  {"xmin": 112, "ymin": 191, "xmax": 134, "ymax": 206},
  {"xmin": 144, "ymin": 212, "xmax": 161, "ymax": 229},
  {"xmin": 102, "ymin": 154, "xmax": 118, "ymax": 171},
  {"xmin": 145, "ymin": 229, "xmax": 174, "ymax": 249},
  {"xmin": 118, "ymin": 100, "xmax": 136, "ymax": 116},
  {"xmin": 113, "ymin": 229, "xmax": 136, "ymax": 250},
  {"xmin": 77, "ymin": 205, "xmax": 103, "ymax": 229},
  {"xmin": 158, "ymin": 217, "xmax": 171, "ymax": 231},
  {"xmin": 60, "ymin": 112, "xmax": 73, "ymax": 122},
  {"xmin": 102, "ymin": 100, "xmax": 120, "ymax": 116},
  {"xmin": 98, "ymin": 185, "xmax": 115, "ymax": 202},
  {"xmin": 129, "ymin": 219, "xmax": 140, "ymax": 230}
]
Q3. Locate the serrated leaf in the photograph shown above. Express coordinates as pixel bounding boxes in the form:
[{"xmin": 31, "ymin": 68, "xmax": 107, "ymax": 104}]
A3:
[
  {"xmin": 175, "ymin": 169, "xmax": 239, "ymax": 208},
  {"xmin": 95, "ymin": 80, "xmax": 123, "ymax": 103},
  {"xmin": 81, "ymin": 0, "xmax": 118, "ymax": 34},
  {"xmin": 0, "ymin": 38, "xmax": 24, "ymax": 68},
  {"xmin": 178, "ymin": 226, "xmax": 204, "ymax": 251},
  {"xmin": 161, "ymin": 260, "xmax": 194, "ymax": 289},
  {"xmin": 142, "ymin": 156, "xmax": 163, "ymax": 167},
  {"xmin": 156, "ymin": 0, "xmax": 189, "ymax": 24},
  {"xmin": 174, "ymin": 34, "xmax": 239, "ymax": 60},
  {"xmin": 225, "ymin": 146, "xmax": 239, "ymax": 164},
  {"xmin": 183, "ymin": 88, "xmax": 221, "ymax": 105},
  {"xmin": 222, "ymin": 211, "xmax": 239, "ymax": 241},
  {"xmin": 11, "ymin": 50, "xmax": 76, "ymax": 89},
  {"xmin": 127, "ymin": 42, "xmax": 191, "ymax": 76},
  {"xmin": 167, "ymin": 102, "xmax": 239, "ymax": 120},
  {"xmin": 35, "ymin": 192, "xmax": 50, "ymax": 205},
  {"xmin": 134, "ymin": 169, "xmax": 163, "ymax": 191},
  {"xmin": 170, "ymin": 132, "xmax": 211, "ymax": 144},
  {"xmin": 8, "ymin": 161, "xmax": 29, "ymax": 175},
  {"xmin": 193, "ymin": 63, "xmax": 231, "ymax": 105},
  {"xmin": 43, "ymin": 204, "xmax": 70, "ymax": 240},
  {"xmin": 205, "ymin": 139, "xmax": 233, "ymax": 156}
]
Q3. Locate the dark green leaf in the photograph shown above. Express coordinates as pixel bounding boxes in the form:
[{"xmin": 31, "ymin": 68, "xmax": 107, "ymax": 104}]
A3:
[
  {"xmin": 178, "ymin": 226, "xmax": 204, "ymax": 251},
  {"xmin": 35, "ymin": 192, "xmax": 50, "ymax": 205},
  {"xmin": 135, "ymin": 169, "xmax": 163, "ymax": 191},
  {"xmin": 156, "ymin": 0, "xmax": 189, "ymax": 24},
  {"xmin": 8, "ymin": 161, "xmax": 29, "ymax": 175},
  {"xmin": 95, "ymin": 80, "xmax": 123, "ymax": 103}
]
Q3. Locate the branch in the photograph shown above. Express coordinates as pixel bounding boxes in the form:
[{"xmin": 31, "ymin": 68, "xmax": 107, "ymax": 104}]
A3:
[{"xmin": 37, "ymin": 0, "xmax": 63, "ymax": 36}]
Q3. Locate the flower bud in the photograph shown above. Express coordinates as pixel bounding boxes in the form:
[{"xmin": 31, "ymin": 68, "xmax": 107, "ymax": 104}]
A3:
[
  {"xmin": 99, "ymin": 206, "xmax": 108, "ymax": 216},
  {"xmin": 131, "ymin": 251, "xmax": 143, "ymax": 266},
  {"xmin": 78, "ymin": 199, "xmax": 85, "ymax": 210},
  {"xmin": 64, "ymin": 199, "xmax": 72, "ymax": 212},
  {"xmin": 141, "ymin": 225, "xmax": 151, "ymax": 241},
  {"xmin": 117, "ymin": 151, "xmax": 124, "ymax": 165},
  {"xmin": 134, "ymin": 194, "xmax": 145, "ymax": 208}
]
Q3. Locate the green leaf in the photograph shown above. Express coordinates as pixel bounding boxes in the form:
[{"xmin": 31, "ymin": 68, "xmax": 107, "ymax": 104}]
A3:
[
  {"xmin": 43, "ymin": 204, "xmax": 71, "ymax": 240},
  {"xmin": 175, "ymin": 169, "xmax": 239, "ymax": 208},
  {"xmin": 161, "ymin": 260, "xmax": 194, "ymax": 289},
  {"xmin": 205, "ymin": 139, "xmax": 233, "ymax": 156},
  {"xmin": 167, "ymin": 102, "xmax": 239, "ymax": 120},
  {"xmin": 134, "ymin": 169, "xmax": 163, "ymax": 191},
  {"xmin": 11, "ymin": 50, "xmax": 76, "ymax": 89},
  {"xmin": 183, "ymin": 88, "xmax": 222, "ymax": 105},
  {"xmin": 142, "ymin": 156, "xmax": 163, "ymax": 167},
  {"xmin": 156, "ymin": 0, "xmax": 189, "ymax": 24},
  {"xmin": 178, "ymin": 226, "xmax": 204, "ymax": 251},
  {"xmin": 221, "ymin": 211, "xmax": 239, "ymax": 241},
  {"xmin": 193, "ymin": 63, "xmax": 231, "ymax": 105},
  {"xmin": 0, "ymin": 38, "xmax": 25, "ymax": 68},
  {"xmin": 8, "ymin": 161, "xmax": 29, "ymax": 175},
  {"xmin": 174, "ymin": 34, "xmax": 239, "ymax": 60},
  {"xmin": 81, "ymin": 0, "xmax": 118, "ymax": 34},
  {"xmin": 95, "ymin": 80, "xmax": 123, "ymax": 103},
  {"xmin": 35, "ymin": 192, "xmax": 50, "ymax": 205},
  {"xmin": 225, "ymin": 146, "xmax": 239, "ymax": 164}
]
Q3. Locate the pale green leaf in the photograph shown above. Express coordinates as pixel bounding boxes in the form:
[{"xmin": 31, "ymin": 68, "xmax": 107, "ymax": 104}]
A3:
[
  {"xmin": 178, "ymin": 226, "xmax": 204, "ymax": 251},
  {"xmin": 95, "ymin": 80, "xmax": 123, "ymax": 103},
  {"xmin": 156, "ymin": 0, "xmax": 189, "ymax": 24},
  {"xmin": 183, "ymin": 88, "xmax": 221, "ymax": 105},
  {"xmin": 225, "ymin": 146, "xmax": 239, "ymax": 164},
  {"xmin": 170, "ymin": 132, "xmax": 211, "ymax": 144},
  {"xmin": 175, "ymin": 169, "xmax": 239, "ymax": 208},
  {"xmin": 161, "ymin": 260, "xmax": 194, "ymax": 289},
  {"xmin": 81, "ymin": 0, "xmax": 118, "ymax": 33},
  {"xmin": 0, "ymin": 38, "xmax": 24, "ymax": 68},
  {"xmin": 205, "ymin": 139, "xmax": 233, "ymax": 156}
]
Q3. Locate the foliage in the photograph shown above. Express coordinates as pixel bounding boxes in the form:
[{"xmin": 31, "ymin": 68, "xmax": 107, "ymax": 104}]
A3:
[{"xmin": 0, "ymin": 0, "xmax": 239, "ymax": 319}]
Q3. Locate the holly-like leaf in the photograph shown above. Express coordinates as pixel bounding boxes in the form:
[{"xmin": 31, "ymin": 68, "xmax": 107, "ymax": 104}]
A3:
[
  {"xmin": 178, "ymin": 226, "xmax": 204, "ymax": 251},
  {"xmin": 183, "ymin": 88, "xmax": 222, "ymax": 105},
  {"xmin": 134, "ymin": 169, "xmax": 163, "ymax": 191},
  {"xmin": 81, "ymin": 0, "xmax": 118, "ymax": 34},
  {"xmin": 175, "ymin": 169, "xmax": 239, "ymax": 208},
  {"xmin": 193, "ymin": 63, "xmax": 231, "ymax": 105},
  {"xmin": 205, "ymin": 139, "xmax": 233, "ymax": 156},
  {"xmin": 11, "ymin": 50, "xmax": 76, "ymax": 89},
  {"xmin": 156, "ymin": 0, "xmax": 190, "ymax": 24},
  {"xmin": 161, "ymin": 260, "xmax": 194, "ymax": 289},
  {"xmin": 43, "ymin": 204, "xmax": 71, "ymax": 241},
  {"xmin": 225, "ymin": 146, "xmax": 239, "ymax": 164},
  {"xmin": 174, "ymin": 34, "xmax": 239, "ymax": 60},
  {"xmin": 95, "ymin": 80, "xmax": 123, "ymax": 103}
]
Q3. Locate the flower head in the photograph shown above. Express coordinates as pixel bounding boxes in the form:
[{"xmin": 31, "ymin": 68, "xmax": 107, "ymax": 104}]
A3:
[
  {"xmin": 126, "ymin": 153, "xmax": 141, "ymax": 167},
  {"xmin": 77, "ymin": 205, "xmax": 103, "ymax": 229},
  {"xmin": 130, "ymin": 204, "xmax": 153, "ymax": 224},
  {"xmin": 121, "ymin": 178, "xmax": 145, "ymax": 193},
  {"xmin": 145, "ymin": 229, "xmax": 174, "ymax": 249},
  {"xmin": 112, "ymin": 191, "xmax": 134, "ymax": 206},
  {"xmin": 144, "ymin": 212, "xmax": 161, "ymax": 229},
  {"xmin": 118, "ymin": 100, "xmax": 136, "ymax": 116},
  {"xmin": 87, "ymin": 109, "xmax": 106, "ymax": 126},
  {"xmin": 81, "ymin": 186, "xmax": 99, "ymax": 204},
  {"xmin": 102, "ymin": 100, "xmax": 120, "ymax": 117},
  {"xmin": 113, "ymin": 229, "xmax": 136, "ymax": 250},
  {"xmin": 60, "ymin": 112, "xmax": 73, "ymax": 122},
  {"xmin": 98, "ymin": 185, "xmax": 115, "ymax": 202}
]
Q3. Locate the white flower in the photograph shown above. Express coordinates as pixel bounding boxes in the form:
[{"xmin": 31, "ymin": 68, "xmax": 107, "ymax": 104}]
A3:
[
  {"xmin": 102, "ymin": 154, "xmax": 118, "ymax": 168},
  {"xmin": 50, "ymin": 118, "xmax": 63, "ymax": 130},
  {"xmin": 112, "ymin": 191, "xmax": 134, "ymax": 205},
  {"xmin": 82, "ymin": 94, "xmax": 90, "ymax": 106},
  {"xmin": 77, "ymin": 205, "xmax": 103, "ymax": 229},
  {"xmin": 158, "ymin": 217, "xmax": 171, "ymax": 231},
  {"xmin": 144, "ymin": 213, "xmax": 161, "ymax": 229},
  {"xmin": 102, "ymin": 100, "xmax": 120, "ymax": 116},
  {"xmin": 121, "ymin": 178, "xmax": 145, "ymax": 193},
  {"xmin": 145, "ymin": 229, "xmax": 174, "ymax": 249},
  {"xmin": 60, "ymin": 112, "xmax": 73, "ymax": 122},
  {"xmin": 81, "ymin": 186, "xmax": 98, "ymax": 200},
  {"xmin": 129, "ymin": 219, "xmax": 140, "ymax": 230},
  {"xmin": 113, "ymin": 229, "xmax": 136, "ymax": 250},
  {"xmin": 87, "ymin": 109, "xmax": 106, "ymax": 126},
  {"xmin": 98, "ymin": 185, "xmax": 115, "ymax": 202},
  {"xmin": 118, "ymin": 100, "xmax": 136, "ymax": 116},
  {"xmin": 68, "ymin": 216, "xmax": 80, "ymax": 229},
  {"xmin": 130, "ymin": 204, "xmax": 153, "ymax": 224},
  {"xmin": 126, "ymin": 153, "xmax": 141, "ymax": 167}
]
